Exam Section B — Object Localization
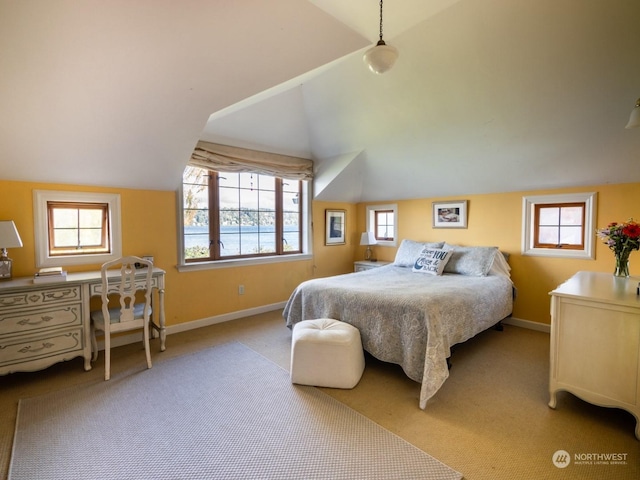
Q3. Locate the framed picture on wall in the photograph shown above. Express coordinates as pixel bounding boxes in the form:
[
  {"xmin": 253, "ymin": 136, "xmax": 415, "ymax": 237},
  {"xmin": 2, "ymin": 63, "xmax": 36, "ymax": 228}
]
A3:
[
  {"xmin": 325, "ymin": 209, "xmax": 346, "ymax": 245},
  {"xmin": 432, "ymin": 200, "xmax": 468, "ymax": 228}
]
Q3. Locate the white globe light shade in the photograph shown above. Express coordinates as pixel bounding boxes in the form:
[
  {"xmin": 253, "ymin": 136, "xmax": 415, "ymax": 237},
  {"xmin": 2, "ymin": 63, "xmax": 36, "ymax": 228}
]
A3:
[{"xmin": 363, "ymin": 42, "xmax": 399, "ymax": 74}]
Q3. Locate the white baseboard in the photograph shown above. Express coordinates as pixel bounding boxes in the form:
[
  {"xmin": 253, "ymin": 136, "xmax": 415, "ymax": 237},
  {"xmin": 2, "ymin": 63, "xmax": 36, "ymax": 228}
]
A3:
[
  {"xmin": 503, "ymin": 316, "xmax": 550, "ymax": 334},
  {"xmin": 96, "ymin": 302, "xmax": 287, "ymax": 351},
  {"xmin": 166, "ymin": 301, "xmax": 287, "ymax": 335}
]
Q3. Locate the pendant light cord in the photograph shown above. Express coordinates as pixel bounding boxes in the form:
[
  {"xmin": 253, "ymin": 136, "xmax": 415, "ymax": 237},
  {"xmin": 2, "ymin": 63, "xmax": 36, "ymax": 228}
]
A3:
[{"xmin": 378, "ymin": 0, "xmax": 384, "ymax": 42}]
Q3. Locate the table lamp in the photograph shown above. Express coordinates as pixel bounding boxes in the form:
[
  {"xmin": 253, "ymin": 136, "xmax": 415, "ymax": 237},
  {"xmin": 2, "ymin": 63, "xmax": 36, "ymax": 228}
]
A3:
[
  {"xmin": 360, "ymin": 232, "xmax": 377, "ymax": 261},
  {"xmin": 0, "ymin": 221, "xmax": 23, "ymax": 280}
]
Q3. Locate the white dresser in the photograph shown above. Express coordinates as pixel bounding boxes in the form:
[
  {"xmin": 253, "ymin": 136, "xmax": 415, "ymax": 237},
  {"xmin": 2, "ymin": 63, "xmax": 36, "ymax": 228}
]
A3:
[
  {"xmin": 549, "ymin": 271, "xmax": 640, "ymax": 439},
  {"xmin": 0, "ymin": 268, "xmax": 166, "ymax": 376}
]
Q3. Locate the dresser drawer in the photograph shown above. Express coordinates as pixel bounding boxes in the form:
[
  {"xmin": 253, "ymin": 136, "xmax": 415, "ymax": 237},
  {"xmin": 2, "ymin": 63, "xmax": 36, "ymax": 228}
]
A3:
[
  {"xmin": 0, "ymin": 285, "xmax": 81, "ymax": 310},
  {"xmin": 0, "ymin": 328, "xmax": 83, "ymax": 369},
  {"xmin": 0, "ymin": 303, "xmax": 83, "ymax": 338},
  {"xmin": 90, "ymin": 276, "xmax": 159, "ymax": 296}
]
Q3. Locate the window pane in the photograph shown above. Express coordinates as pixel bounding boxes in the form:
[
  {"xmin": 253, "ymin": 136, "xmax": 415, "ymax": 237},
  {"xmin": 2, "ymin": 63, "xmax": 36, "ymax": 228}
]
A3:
[
  {"xmin": 53, "ymin": 229, "xmax": 77, "ymax": 248},
  {"xmin": 259, "ymin": 175, "xmax": 275, "ymax": 190},
  {"xmin": 79, "ymin": 228, "xmax": 102, "ymax": 246},
  {"xmin": 259, "ymin": 231, "xmax": 277, "ymax": 253},
  {"xmin": 259, "ymin": 190, "xmax": 276, "ymax": 211},
  {"xmin": 283, "ymin": 191, "xmax": 300, "ymax": 213},
  {"xmin": 538, "ymin": 207, "xmax": 559, "ymax": 225},
  {"xmin": 52, "ymin": 209, "xmax": 78, "ymax": 228},
  {"xmin": 79, "ymin": 209, "xmax": 103, "ymax": 228},
  {"xmin": 560, "ymin": 206, "xmax": 583, "ymax": 225},
  {"xmin": 239, "ymin": 188, "xmax": 259, "ymax": 210},
  {"xmin": 559, "ymin": 226, "xmax": 583, "ymax": 245},
  {"xmin": 538, "ymin": 226, "xmax": 559, "ymax": 244},
  {"xmin": 218, "ymin": 172, "xmax": 239, "ymax": 188}
]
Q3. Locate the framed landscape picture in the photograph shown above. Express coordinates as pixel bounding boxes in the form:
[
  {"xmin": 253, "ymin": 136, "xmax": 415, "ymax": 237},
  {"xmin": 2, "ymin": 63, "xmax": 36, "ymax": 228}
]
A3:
[
  {"xmin": 325, "ymin": 209, "xmax": 346, "ymax": 245},
  {"xmin": 432, "ymin": 200, "xmax": 468, "ymax": 228}
]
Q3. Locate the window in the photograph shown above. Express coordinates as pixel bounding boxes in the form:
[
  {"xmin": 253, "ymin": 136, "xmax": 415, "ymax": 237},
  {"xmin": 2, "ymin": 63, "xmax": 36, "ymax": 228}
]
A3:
[
  {"xmin": 522, "ymin": 192, "xmax": 597, "ymax": 259},
  {"xmin": 47, "ymin": 202, "xmax": 110, "ymax": 256},
  {"xmin": 182, "ymin": 166, "xmax": 305, "ymax": 262},
  {"xmin": 34, "ymin": 190, "xmax": 122, "ymax": 268},
  {"xmin": 374, "ymin": 209, "xmax": 394, "ymax": 241},
  {"xmin": 533, "ymin": 203, "xmax": 584, "ymax": 250},
  {"xmin": 366, "ymin": 204, "xmax": 398, "ymax": 246}
]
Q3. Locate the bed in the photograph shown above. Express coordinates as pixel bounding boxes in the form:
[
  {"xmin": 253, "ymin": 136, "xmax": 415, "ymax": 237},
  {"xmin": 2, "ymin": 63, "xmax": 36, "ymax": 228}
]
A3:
[{"xmin": 283, "ymin": 240, "xmax": 514, "ymax": 409}]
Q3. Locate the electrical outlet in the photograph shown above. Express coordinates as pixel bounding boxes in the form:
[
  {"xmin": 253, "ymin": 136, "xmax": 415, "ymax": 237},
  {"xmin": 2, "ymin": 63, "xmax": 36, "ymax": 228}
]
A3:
[{"xmin": 238, "ymin": 285, "xmax": 245, "ymax": 295}]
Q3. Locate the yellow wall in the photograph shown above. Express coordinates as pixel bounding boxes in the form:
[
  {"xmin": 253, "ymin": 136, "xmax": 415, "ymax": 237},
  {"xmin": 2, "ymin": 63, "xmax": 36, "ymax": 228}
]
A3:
[
  {"xmin": 0, "ymin": 180, "xmax": 355, "ymax": 328},
  {"xmin": 3, "ymin": 179, "xmax": 637, "ymax": 329},
  {"xmin": 355, "ymin": 182, "xmax": 640, "ymax": 325}
]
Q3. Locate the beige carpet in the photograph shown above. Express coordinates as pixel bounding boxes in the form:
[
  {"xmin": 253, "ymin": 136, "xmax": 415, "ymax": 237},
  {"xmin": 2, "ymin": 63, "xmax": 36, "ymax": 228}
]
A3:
[{"xmin": 9, "ymin": 341, "xmax": 462, "ymax": 480}]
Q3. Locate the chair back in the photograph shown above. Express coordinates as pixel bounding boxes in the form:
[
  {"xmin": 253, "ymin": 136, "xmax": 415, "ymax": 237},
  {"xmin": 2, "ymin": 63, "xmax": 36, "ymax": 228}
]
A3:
[{"xmin": 100, "ymin": 256, "xmax": 154, "ymax": 325}]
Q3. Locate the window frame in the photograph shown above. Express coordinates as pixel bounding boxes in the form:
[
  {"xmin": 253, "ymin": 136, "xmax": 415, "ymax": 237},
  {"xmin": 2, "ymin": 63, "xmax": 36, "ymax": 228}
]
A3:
[
  {"xmin": 47, "ymin": 201, "xmax": 111, "ymax": 256},
  {"xmin": 33, "ymin": 190, "xmax": 122, "ymax": 268},
  {"xmin": 177, "ymin": 168, "xmax": 312, "ymax": 271},
  {"xmin": 522, "ymin": 192, "xmax": 597, "ymax": 259},
  {"xmin": 366, "ymin": 204, "xmax": 398, "ymax": 247}
]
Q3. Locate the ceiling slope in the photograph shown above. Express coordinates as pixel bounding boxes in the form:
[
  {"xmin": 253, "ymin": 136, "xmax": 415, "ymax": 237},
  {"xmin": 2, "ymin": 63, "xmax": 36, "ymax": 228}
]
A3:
[
  {"xmin": 204, "ymin": 0, "xmax": 640, "ymax": 202},
  {"xmin": 0, "ymin": 0, "xmax": 368, "ymax": 191}
]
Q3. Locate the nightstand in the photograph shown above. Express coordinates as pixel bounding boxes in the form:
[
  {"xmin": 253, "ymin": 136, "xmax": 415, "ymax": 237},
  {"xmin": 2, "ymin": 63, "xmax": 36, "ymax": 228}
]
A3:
[{"xmin": 354, "ymin": 260, "xmax": 390, "ymax": 272}]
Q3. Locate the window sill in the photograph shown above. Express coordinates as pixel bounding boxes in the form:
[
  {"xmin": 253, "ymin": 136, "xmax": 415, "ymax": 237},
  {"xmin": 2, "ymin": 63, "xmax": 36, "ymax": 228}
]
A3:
[{"xmin": 177, "ymin": 253, "xmax": 313, "ymax": 272}]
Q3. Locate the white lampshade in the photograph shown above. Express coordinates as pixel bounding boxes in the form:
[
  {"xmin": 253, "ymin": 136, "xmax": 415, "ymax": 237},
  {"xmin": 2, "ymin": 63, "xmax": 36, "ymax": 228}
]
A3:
[
  {"xmin": 360, "ymin": 232, "xmax": 377, "ymax": 246},
  {"xmin": 363, "ymin": 41, "xmax": 399, "ymax": 75},
  {"xmin": 626, "ymin": 99, "xmax": 640, "ymax": 129},
  {"xmin": 0, "ymin": 221, "xmax": 23, "ymax": 248}
]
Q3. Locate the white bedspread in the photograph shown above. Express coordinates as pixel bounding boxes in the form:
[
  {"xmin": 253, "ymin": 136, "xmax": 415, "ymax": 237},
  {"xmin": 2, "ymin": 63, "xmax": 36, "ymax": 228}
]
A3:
[{"xmin": 283, "ymin": 265, "xmax": 513, "ymax": 408}]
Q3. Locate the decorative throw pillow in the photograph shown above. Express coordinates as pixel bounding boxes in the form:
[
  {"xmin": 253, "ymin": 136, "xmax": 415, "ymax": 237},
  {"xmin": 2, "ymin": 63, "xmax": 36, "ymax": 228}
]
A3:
[
  {"xmin": 412, "ymin": 248, "xmax": 453, "ymax": 275},
  {"xmin": 442, "ymin": 244, "xmax": 498, "ymax": 276},
  {"xmin": 394, "ymin": 239, "xmax": 445, "ymax": 267}
]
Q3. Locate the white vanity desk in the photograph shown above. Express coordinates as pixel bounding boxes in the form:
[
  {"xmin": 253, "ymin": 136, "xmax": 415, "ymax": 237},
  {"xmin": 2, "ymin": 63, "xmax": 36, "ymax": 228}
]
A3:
[
  {"xmin": 549, "ymin": 271, "xmax": 640, "ymax": 440},
  {"xmin": 0, "ymin": 267, "xmax": 166, "ymax": 376}
]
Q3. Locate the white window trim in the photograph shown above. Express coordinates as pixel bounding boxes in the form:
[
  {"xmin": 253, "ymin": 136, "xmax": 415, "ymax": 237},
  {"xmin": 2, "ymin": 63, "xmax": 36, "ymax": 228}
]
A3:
[
  {"xmin": 521, "ymin": 192, "xmax": 597, "ymax": 259},
  {"xmin": 33, "ymin": 190, "xmax": 122, "ymax": 268},
  {"xmin": 366, "ymin": 204, "xmax": 398, "ymax": 247},
  {"xmin": 176, "ymin": 179, "xmax": 313, "ymax": 271}
]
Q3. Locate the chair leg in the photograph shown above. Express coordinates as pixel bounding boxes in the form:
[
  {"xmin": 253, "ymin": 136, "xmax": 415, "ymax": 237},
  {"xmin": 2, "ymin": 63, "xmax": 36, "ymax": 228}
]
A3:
[
  {"xmin": 104, "ymin": 331, "xmax": 111, "ymax": 381},
  {"xmin": 143, "ymin": 322, "xmax": 152, "ymax": 369},
  {"xmin": 90, "ymin": 323, "xmax": 98, "ymax": 362}
]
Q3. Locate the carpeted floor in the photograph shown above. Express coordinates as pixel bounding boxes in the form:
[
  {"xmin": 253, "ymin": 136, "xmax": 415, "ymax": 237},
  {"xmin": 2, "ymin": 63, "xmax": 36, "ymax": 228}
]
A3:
[
  {"xmin": 9, "ymin": 342, "xmax": 461, "ymax": 480},
  {"xmin": 1, "ymin": 310, "xmax": 638, "ymax": 480}
]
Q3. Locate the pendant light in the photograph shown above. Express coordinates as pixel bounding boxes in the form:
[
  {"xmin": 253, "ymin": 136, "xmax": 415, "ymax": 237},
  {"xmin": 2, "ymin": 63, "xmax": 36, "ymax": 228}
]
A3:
[
  {"xmin": 625, "ymin": 98, "xmax": 640, "ymax": 129},
  {"xmin": 363, "ymin": 0, "xmax": 398, "ymax": 74}
]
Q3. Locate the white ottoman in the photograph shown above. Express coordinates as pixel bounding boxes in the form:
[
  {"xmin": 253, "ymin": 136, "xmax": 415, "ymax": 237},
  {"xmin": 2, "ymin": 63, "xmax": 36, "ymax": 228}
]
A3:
[{"xmin": 290, "ymin": 318, "xmax": 365, "ymax": 389}]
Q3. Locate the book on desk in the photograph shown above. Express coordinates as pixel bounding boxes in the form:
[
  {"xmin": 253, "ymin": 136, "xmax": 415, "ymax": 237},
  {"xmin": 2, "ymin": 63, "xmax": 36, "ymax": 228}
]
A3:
[{"xmin": 33, "ymin": 267, "xmax": 67, "ymax": 284}]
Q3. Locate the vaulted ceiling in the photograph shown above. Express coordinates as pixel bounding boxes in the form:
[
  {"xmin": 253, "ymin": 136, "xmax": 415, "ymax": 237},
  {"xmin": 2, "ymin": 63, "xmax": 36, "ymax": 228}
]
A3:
[{"xmin": 1, "ymin": 0, "xmax": 639, "ymax": 203}]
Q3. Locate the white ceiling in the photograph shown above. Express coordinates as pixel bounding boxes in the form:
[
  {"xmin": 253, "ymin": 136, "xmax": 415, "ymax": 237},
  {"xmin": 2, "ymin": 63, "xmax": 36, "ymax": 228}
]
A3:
[{"xmin": 1, "ymin": 0, "xmax": 639, "ymax": 202}]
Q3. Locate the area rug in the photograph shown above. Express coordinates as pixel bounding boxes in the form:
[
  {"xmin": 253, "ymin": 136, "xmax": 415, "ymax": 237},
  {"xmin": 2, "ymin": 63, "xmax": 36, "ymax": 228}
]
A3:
[{"xmin": 9, "ymin": 342, "xmax": 462, "ymax": 480}]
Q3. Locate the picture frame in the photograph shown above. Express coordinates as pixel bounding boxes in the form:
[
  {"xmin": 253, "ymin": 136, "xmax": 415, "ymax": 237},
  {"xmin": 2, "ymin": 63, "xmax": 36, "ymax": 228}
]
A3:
[
  {"xmin": 325, "ymin": 209, "xmax": 346, "ymax": 245},
  {"xmin": 432, "ymin": 200, "xmax": 468, "ymax": 228}
]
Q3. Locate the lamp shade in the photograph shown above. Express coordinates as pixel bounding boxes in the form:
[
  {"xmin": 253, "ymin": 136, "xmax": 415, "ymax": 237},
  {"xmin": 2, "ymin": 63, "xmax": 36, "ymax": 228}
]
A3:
[
  {"xmin": 360, "ymin": 232, "xmax": 377, "ymax": 246},
  {"xmin": 0, "ymin": 221, "xmax": 23, "ymax": 248},
  {"xmin": 626, "ymin": 99, "xmax": 640, "ymax": 129},
  {"xmin": 363, "ymin": 41, "xmax": 399, "ymax": 74}
]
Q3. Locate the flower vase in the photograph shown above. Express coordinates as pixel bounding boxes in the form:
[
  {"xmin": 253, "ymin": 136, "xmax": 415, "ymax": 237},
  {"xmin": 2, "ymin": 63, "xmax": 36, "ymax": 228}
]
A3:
[{"xmin": 613, "ymin": 253, "xmax": 630, "ymax": 277}]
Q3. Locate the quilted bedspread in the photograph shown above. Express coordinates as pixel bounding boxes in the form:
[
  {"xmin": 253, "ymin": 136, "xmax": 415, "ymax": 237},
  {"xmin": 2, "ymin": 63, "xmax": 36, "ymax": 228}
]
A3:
[{"xmin": 283, "ymin": 265, "xmax": 513, "ymax": 408}]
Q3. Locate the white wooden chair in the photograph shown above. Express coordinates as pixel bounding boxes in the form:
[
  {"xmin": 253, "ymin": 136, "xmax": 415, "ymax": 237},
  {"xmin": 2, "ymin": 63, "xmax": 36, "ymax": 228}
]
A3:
[{"xmin": 90, "ymin": 256, "xmax": 154, "ymax": 380}]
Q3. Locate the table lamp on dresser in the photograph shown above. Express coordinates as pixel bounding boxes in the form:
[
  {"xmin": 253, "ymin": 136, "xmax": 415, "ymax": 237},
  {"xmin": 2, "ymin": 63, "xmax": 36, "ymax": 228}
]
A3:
[
  {"xmin": 360, "ymin": 231, "xmax": 377, "ymax": 261},
  {"xmin": 0, "ymin": 221, "xmax": 23, "ymax": 280}
]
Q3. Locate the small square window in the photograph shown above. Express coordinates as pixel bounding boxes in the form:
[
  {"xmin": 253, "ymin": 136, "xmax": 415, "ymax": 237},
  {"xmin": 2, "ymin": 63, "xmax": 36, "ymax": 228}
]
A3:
[
  {"xmin": 522, "ymin": 193, "xmax": 596, "ymax": 259},
  {"xmin": 34, "ymin": 190, "xmax": 122, "ymax": 268}
]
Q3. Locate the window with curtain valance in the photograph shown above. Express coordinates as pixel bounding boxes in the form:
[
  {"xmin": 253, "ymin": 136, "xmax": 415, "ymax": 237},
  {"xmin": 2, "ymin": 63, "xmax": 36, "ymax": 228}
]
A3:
[{"xmin": 179, "ymin": 142, "xmax": 312, "ymax": 268}]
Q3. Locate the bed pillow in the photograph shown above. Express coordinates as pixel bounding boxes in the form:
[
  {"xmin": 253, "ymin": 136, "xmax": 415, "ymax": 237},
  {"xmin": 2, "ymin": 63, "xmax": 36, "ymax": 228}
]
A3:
[
  {"xmin": 442, "ymin": 244, "xmax": 498, "ymax": 276},
  {"xmin": 412, "ymin": 247, "xmax": 453, "ymax": 275},
  {"xmin": 394, "ymin": 239, "xmax": 445, "ymax": 267}
]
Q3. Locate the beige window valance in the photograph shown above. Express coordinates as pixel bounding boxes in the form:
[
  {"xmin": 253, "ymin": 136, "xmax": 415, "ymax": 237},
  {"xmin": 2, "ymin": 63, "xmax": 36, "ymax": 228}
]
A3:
[{"xmin": 190, "ymin": 141, "xmax": 313, "ymax": 181}]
